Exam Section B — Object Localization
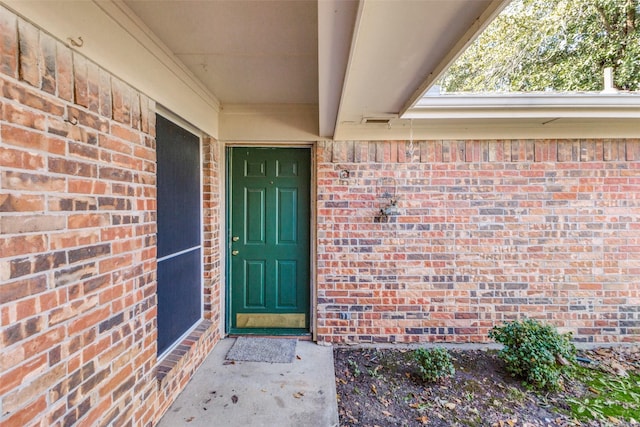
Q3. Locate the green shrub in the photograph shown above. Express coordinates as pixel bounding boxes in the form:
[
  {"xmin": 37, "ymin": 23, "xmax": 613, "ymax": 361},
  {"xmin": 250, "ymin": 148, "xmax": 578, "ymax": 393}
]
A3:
[
  {"xmin": 489, "ymin": 318, "xmax": 576, "ymax": 390},
  {"xmin": 412, "ymin": 347, "xmax": 455, "ymax": 382}
]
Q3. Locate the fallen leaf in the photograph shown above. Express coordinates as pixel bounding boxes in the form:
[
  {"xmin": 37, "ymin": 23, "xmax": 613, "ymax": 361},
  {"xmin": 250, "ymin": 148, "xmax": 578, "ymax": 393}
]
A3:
[
  {"xmin": 293, "ymin": 391, "xmax": 305, "ymax": 399},
  {"xmin": 444, "ymin": 402, "xmax": 456, "ymax": 410},
  {"xmin": 370, "ymin": 384, "xmax": 378, "ymax": 395},
  {"xmin": 223, "ymin": 360, "xmax": 235, "ymax": 365},
  {"xmin": 296, "ymin": 355, "xmax": 302, "ymax": 360},
  {"xmin": 416, "ymin": 415, "xmax": 429, "ymax": 424},
  {"xmin": 608, "ymin": 416, "xmax": 621, "ymax": 424},
  {"xmin": 185, "ymin": 417, "xmax": 195, "ymax": 422},
  {"xmin": 556, "ymin": 354, "xmax": 571, "ymax": 366},
  {"xmin": 231, "ymin": 395, "xmax": 238, "ymax": 404},
  {"xmin": 507, "ymin": 419, "xmax": 517, "ymax": 426},
  {"xmin": 382, "ymin": 410, "xmax": 392, "ymax": 417}
]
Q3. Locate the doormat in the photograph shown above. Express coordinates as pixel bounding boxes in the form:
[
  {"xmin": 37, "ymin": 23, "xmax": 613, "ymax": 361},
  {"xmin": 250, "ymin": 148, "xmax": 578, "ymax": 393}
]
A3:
[{"xmin": 226, "ymin": 337, "xmax": 297, "ymax": 363}]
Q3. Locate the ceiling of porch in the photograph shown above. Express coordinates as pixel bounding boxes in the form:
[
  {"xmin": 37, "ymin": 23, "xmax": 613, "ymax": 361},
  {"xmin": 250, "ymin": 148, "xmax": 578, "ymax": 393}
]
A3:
[
  {"xmin": 8, "ymin": 0, "xmax": 636, "ymax": 140},
  {"xmin": 123, "ymin": 0, "xmax": 506, "ymax": 139}
]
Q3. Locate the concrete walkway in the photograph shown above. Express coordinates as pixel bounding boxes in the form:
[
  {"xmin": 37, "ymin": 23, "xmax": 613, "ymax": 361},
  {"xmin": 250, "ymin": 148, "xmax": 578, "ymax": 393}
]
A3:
[{"xmin": 157, "ymin": 338, "xmax": 339, "ymax": 427}]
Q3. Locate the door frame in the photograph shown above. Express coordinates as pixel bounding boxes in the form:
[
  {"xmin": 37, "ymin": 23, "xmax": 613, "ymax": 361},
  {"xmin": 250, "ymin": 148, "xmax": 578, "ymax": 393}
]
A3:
[{"xmin": 223, "ymin": 143, "xmax": 316, "ymax": 338}]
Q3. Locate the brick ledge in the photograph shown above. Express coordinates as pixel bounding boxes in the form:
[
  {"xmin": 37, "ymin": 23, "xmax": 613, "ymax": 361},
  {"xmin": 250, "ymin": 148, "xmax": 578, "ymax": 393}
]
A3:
[{"xmin": 156, "ymin": 320, "xmax": 213, "ymax": 383}]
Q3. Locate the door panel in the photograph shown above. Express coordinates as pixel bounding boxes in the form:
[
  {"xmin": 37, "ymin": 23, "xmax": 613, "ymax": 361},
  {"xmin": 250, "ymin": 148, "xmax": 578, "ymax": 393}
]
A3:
[
  {"xmin": 245, "ymin": 188, "xmax": 266, "ymax": 244},
  {"xmin": 228, "ymin": 147, "xmax": 310, "ymax": 333},
  {"xmin": 277, "ymin": 188, "xmax": 298, "ymax": 243},
  {"xmin": 276, "ymin": 260, "xmax": 298, "ymax": 308},
  {"xmin": 244, "ymin": 260, "xmax": 266, "ymax": 308}
]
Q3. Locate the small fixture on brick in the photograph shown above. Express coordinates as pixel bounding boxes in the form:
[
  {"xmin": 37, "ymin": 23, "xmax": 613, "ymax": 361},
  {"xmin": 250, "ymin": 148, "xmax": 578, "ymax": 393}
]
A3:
[
  {"xmin": 339, "ymin": 169, "xmax": 350, "ymax": 179},
  {"xmin": 375, "ymin": 198, "xmax": 399, "ymax": 223},
  {"xmin": 67, "ymin": 36, "xmax": 84, "ymax": 48},
  {"xmin": 375, "ymin": 177, "xmax": 399, "ymax": 222},
  {"xmin": 382, "ymin": 199, "xmax": 399, "ymax": 216}
]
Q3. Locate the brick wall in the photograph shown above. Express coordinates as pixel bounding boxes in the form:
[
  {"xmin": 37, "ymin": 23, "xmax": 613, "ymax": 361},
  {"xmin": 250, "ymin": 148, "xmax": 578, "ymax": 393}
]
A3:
[
  {"xmin": 316, "ymin": 140, "xmax": 640, "ymax": 344},
  {"xmin": 0, "ymin": 6, "xmax": 221, "ymax": 426}
]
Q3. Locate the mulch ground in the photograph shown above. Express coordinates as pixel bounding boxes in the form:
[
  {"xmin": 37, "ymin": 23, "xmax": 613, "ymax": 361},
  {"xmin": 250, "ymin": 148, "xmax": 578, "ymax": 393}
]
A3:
[{"xmin": 334, "ymin": 345, "xmax": 640, "ymax": 427}]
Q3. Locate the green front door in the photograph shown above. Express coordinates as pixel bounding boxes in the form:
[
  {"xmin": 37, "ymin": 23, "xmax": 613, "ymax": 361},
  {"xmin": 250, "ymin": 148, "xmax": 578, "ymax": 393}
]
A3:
[{"xmin": 227, "ymin": 147, "xmax": 310, "ymax": 334}]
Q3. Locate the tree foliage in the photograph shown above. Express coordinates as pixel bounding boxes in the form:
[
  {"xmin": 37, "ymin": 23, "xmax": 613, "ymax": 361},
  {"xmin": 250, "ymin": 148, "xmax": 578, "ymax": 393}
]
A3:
[{"xmin": 440, "ymin": 0, "xmax": 640, "ymax": 92}]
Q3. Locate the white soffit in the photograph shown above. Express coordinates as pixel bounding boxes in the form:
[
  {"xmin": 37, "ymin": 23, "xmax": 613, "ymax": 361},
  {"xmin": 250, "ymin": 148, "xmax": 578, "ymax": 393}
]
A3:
[
  {"xmin": 333, "ymin": 0, "xmax": 506, "ymax": 139},
  {"xmin": 124, "ymin": 0, "xmax": 318, "ymax": 106}
]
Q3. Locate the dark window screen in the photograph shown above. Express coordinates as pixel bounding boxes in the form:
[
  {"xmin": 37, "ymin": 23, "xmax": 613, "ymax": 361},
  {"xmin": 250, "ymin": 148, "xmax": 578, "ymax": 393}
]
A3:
[
  {"xmin": 156, "ymin": 116, "xmax": 201, "ymax": 258},
  {"xmin": 156, "ymin": 115, "xmax": 201, "ymax": 355}
]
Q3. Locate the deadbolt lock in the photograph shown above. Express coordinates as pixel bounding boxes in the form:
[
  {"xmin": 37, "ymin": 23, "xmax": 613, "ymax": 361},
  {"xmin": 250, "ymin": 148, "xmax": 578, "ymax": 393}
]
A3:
[
  {"xmin": 232, "ymin": 236, "xmax": 240, "ymax": 242},
  {"xmin": 231, "ymin": 250, "xmax": 239, "ymax": 256}
]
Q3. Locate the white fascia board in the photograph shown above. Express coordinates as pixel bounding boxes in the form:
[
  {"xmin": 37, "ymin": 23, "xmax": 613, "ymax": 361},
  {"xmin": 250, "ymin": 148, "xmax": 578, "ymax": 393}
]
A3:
[
  {"xmin": 404, "ymin": 94, "xmax": 640, "ymax": 119},
  {"xmin": 4, "ymin": 0, "xmax": 221, "ymax": 137},
  {"xmin": 335, "ymin": 117, "xmax": 640, "ymax": 140},
  {"xmin": 317, "ymin": 0, "xmax": 359, "ymax": 138}
]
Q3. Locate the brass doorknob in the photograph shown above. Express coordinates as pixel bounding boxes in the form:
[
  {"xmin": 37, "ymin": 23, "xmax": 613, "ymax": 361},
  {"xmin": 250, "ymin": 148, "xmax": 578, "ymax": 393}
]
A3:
[{"xmin": 231, "ymin": 250, "xmax": 239, "ymax": 256}]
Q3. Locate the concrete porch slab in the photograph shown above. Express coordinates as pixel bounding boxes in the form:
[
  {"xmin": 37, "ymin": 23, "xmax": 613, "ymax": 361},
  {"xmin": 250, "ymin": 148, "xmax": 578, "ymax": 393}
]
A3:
[{"xmin": 157, "ymin": 338, "xmax": 339, "ymax": 427}]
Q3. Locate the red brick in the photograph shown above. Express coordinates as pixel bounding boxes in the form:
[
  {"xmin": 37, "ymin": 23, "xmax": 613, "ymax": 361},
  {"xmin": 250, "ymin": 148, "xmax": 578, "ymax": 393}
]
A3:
[
  {"xmin": 67, "ymin": 306, "xmax": 110, "ymax": 336},
  {"xmin": 112, "ymin": 122, "xmax": 142, "ymax": 145},
  {"xmin": 39, "ymin": 32, "xmax": 57, "ymax": 95},
  {"xmin": 0, "ymin": 7, "xmax": 18, "ymax": 78},
  {"xmin": 0, "ymin": 354, "xmax": 46, "ymax": 395},
  {"xmin": 0, "ymin": 193, "xmax": 45, "ymax": 212},
  {"xmin": 99, "ymin": 68, "xmax": 112, "ymax": 119},
  {"xmin": 3, "ymin": 102, "xmax": 46, "ymax": 130},
  {"xmin": 66, "ymin": 213, "xmax": 108, "ymax": 230},
  {"xmin": 2, "ymin": 363, "xmax": 65, "ymax": 413},
  {"xmin": 49, "ymin": 230, "xmax": 100, "ymax": 250},
  {"xmin": 99, "ymin": 134, "xmax": 132, "ymax": 155},
  {"xmin": 56, "ymin": 41, "xmax": 73, "ymax": 102},
  {"xmin": 1, "ymin": 77, "xmax": 65, "ymax": 115},
  {"xmin": 0, "ymin": 275, "xmax": 47, "ymax": 304},
  {"xmin": 73, "ymin": 52, "xmax": 88, "ymax": 107},
  {"xmin": 2, "ymin": 125, "xmax": 65, "ymax": 154},
  {"xmin": 112, "ymin": 77, "xmax": 131, "ymax": 125},
  {"xmin": 86, "ymin": 61, "xmax": 100, "ymax": 113},
  {"xmin": 2, "ymin": 395, "xmax": 46, "ymax": 427},
  {"xmin": 1, "ymin": 170, "xmax": 65, "ymax": 191},
  {"xmin": 67, "ymin": 178, "xmax": 107, "ymax": 195},
  {"xmin": 48, "ymin": 157, "xmax": 97, "ymax": 177},
  {"xmin": 0, "ymin": 145, "xmax": 45, "ymax": 170},
  {"xmin": 1, "ymin": 214, "xmax": 66, "ymax": 233},
  {"xmin": 18, "ymin": 19, "xmax": 40, "ymax": 87}
]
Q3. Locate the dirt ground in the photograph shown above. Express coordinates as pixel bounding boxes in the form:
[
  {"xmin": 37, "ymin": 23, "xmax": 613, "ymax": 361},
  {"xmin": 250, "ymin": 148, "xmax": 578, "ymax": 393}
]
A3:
[{"xmin": 334, "ymin": 346, "xmax": 640, "ymax": 427}]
